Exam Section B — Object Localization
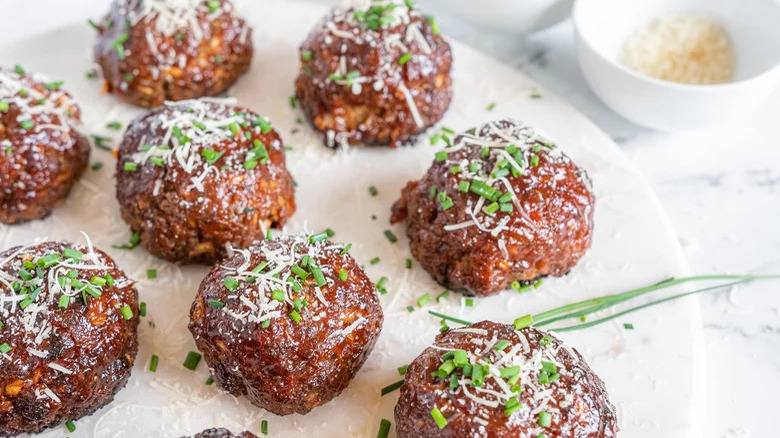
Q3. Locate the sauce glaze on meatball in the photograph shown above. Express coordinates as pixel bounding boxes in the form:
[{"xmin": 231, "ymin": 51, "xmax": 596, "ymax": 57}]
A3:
[
  {"xmin": 0, "ymin": 67, "xmax": 90, "ymax": 224},
  {"xmin": 296, "ymin": 0, "xmax": 452, "ymax": 147},
  {"xmin": 189, "ymin": 233, "xmax": 383, "ymax": 415},
  {"xmin": 0, "ymin": 240, "xmax": 139, "ymax": 436},
  {"xmin": 116, "ymin": 98, "xmax": 296, "ymax": 264},
  {"xmin": 93, "ymin": 0, "xmax": 253, "ymax": 107},
  {"xmin": 395, "ymin": 321, "xmax": 617, "ymax": 438},
  {"xmin": 391, "ymin": 119, "xmax": 595, "ymax": 296}
]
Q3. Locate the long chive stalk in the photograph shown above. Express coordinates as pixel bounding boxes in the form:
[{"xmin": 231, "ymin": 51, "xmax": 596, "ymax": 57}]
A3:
[{"xmin": 427, "ymin": 275, "xmax": 779, "ymax": 332}]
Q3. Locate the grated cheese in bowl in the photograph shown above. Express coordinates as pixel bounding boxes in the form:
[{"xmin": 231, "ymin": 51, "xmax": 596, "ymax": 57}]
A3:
[{"xmin": 621, "ymin": 14, "xmax": 736, "ymax": 85}]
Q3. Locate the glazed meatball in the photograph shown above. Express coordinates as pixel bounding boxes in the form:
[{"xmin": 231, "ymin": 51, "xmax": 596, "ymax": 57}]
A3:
[
  {"xmin": 395, "ymin": 321, "xmax": 618, "ymax": 438},
  {"xmin": 116, "ymin": 98, "xmax": 296, "ymax": 264},
  {"xmin": 0, "ymin": 240, "xmax": 139, "ymax": 436},
  {"xmin": 0, "ymin": 66, "xmax": 90, "ymax": 224},
  {"xmin": 184, "ymin": 428, "xmax": 258, "ymax": 438},
  {"xmin": 295, "ymin": 0, "xmax": 452, "ymax": 147},
  {"xmin": 189, "ymin": 233, "xmax": 383, "ymax": 415},
  {"xmin": 93, "ymin": 0, "xmax": 253, "ymax": 107},
  {"xmin": 391, "ymin": 119, "xmax": 595, "ymax": 296}
]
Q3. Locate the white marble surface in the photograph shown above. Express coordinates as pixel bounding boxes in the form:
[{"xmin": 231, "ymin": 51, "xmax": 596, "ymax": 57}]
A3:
[{"xmin": 406, "ymin": 4, "xmax": 780, "ymax": 438}]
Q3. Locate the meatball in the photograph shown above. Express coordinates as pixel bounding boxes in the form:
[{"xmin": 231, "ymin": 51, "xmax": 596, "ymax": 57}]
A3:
[
  {"xmin": 391, "ymin": 119, "xmax": 595, "ymax": 296},
  {"xmin": 295, "ymin": 0, "xmax": 452, "ymax": 147},
  {"xmin": 184, "ymin": 428, "xmax": 257, "ymax": 438},
  {"xmin": 116, "ymin": 98, "xmax": 296, "ymax": 264},
  {"xmin": 188, "ymin": 233, "xmax": 383, "ymax": 415},
  {"xmin": 93, "ymin": 0, "xmax": 253, "ymax": 108},
  {"xmin": 0, "ymin": 240, "xmax": 139, "ymax": 436},
  {"xmin": 395, "ymin": 321, "xmax": 618, "ymax": 438},
  {"xmin": 0, "ymin": 66, "xmax": 90, "ymax": 224}
]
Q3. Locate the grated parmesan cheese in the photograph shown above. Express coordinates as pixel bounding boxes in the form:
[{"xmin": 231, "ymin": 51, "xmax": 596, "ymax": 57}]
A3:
[{"xmin": 622, "ymin": 14, "xmax": 735, "ymax": 85}]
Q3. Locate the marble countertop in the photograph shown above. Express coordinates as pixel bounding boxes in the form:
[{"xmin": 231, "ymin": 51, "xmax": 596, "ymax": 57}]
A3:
[{"xmin": 409, "ymin": 5, "xmax": 780, "ymax": 438}]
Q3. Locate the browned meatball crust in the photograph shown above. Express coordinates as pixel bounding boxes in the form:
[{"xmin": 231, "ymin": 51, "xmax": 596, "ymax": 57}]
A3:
[
  {"xmin": 189, "ymin": 233, "xmax": 383, "ymax": 415},
  {"xmin": 0, "ymin": 67, "xmax": 90, "ymax": 224},
  {"xmin": 184, "ymin": 428, "xmax": 258, "ymax": 438},
  {"xmin": 391, "ymin": 119, "xmax": 595, "ymax": 296},
  {"xmin": 0, "ymin": 241, "xmax": 139, "ymax": 436},
  {"xmin": 395, "ymin": 321, "xmax": 617, "ymax": 438},
  {"xmin": 116, "ymin": 98, "xmax": 296, "ymax": 264},
  {"xmin": 296, "ymin": 0, "xmax": 452, "ymax": 147},
  {"xmin": 93, "ymin": 0, "xmax": 253, "ymax": 108}
]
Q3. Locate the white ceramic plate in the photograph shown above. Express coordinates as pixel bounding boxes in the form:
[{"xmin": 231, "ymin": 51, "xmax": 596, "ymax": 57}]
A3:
[{"xmin": 0, "ymin": 0, "xmax": 703, "ymax": 437}]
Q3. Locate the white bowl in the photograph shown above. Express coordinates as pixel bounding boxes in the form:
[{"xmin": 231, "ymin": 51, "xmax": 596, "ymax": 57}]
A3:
[
  {"xmin": 572, "ymin": 0, "xmax": 780, "ymax": 131},
  {"xmin": 424, "ymin": 0, "xmax": 573, "ymax": 35}
]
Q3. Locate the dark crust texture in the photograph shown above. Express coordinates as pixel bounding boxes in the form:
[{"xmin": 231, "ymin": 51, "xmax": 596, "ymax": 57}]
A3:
[
  {"xmin": 0, "ymin": 242, "xmax": 139, "ymax": 436},
  {"xmin": 295, "ymin": 6, "xmax": 452, "ymax": 147},
  {"xmin": 391, "ymin": 120, "xmax": 595, "ymax": 296},
  {"xmin": 184, "ymin": 428, "xmax": 258, "ymax": 438},
  {"xmin": 0, "ymin": 68, "xmax": 90, "ymax": 225},
  {"xmin": 395, "ymin": 321, "xmax": 618, "ymax": 438},
  {"xmin": 115, "ymin": 101, "xmax": 296, "ymax": 264},
  {"xmin": 188, "ymin": 237, "xmax": 383, "ymax": 415},
  {"xmin": 94, "ymin": 0, "xmax": 253, "ymax": 108}
]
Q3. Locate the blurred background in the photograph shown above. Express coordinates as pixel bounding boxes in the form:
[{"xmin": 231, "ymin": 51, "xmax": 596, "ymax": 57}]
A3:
[{"xmin": 302, "ymin": 0, "xmax": 780, "ymax": 436}]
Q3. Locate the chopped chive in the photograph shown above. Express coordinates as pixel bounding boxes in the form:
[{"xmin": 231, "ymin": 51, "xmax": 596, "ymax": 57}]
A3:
[
  {"xmin": 398, "ymin": 52, "xmax": 412, "ymax": 65},
  {"xmin": 65, "ymin": 420, "xmax": 76, "ymax": 433},
  {"xmin": 417, "ymin": 293, "xmax": 430, "ymax": 307},
  {"xmin": 494, "ymin": 340, "xmax": 510, "ymax": 351},
  {"xmin": 377, "ymin": 419, "xmax": 391, "ymax": 438},
  {"xmin": 261, "ymin": 420, "xmax": 269, "ymax": 435},
  {"xmin": 368, "ymin": 185, "xmax": 378, "ymax": 197},
  {"xmin": 406, "ymin": 306, "xmax": 414, "ymax": 312},
  {"xmin": 289, "ymin": 95, "xmax": 297, "ymax": 108},
  {"xmin": 183, "ymin": 351, "xmax": 202, "ymax": 370},
  {"xmin": 62, "ymin": 248, "xmax": 83, "ymax": 261},
  {"xmin": 464, "ymin": 298, "xmax": 473, "ymax": 307},
  {"xmin": 301, "ymin": 50, "xmax": 313, "ymax": 61},
  {"xmin": 0, "ymin": 101, "xmax": 8, "ymax": 112},
  {"xmin": 224, "ymin": 277, "xmax": 238, "ymax": 291},
  {"xmin": 124, "ymin": 162, "xmax": 137, "ymax": 171},
  {"xmin": 381, "ymin": 379, "xmax": 404, "ymax": 396},
  {"xmin": 271, "ymin": 290, "xmax": 285, "ymax": 301},
  {"xmin": 538, "ymin": 411, "xmax": 552, "ymax": 427},
  {"xmin": 624, "ymin": 323, "xmax": 634, "ymax": 330},
  {"xmin": 147, "ymin": 269, "xmax": 157, "ymax": 279},
  {"xmin": 120, "ymin": 305, "xmax": 133, "ymax": 320},
  {"xmin": 430, "ymin": 407, "xmax": 447, "ymax": 428},
  {"xmin": 487, "ymin": 102, "xmax": 496, "ymax": 111},
  {"xmin": 384, "ymin": 230, "xmax": 398, "ymax": 243},
  {"xmin": 19, "ymin": 119, "xmax": 34, "ymax": 130},
  {"xmin": 106, "ymin": 121, "xmax": 122, "ymax": 130},
  {"xmin": 370, "ymin": 257, "xmax": 380, "ymax": 265},
  {"xmin": 206, "ymin": 0, "xmax": 221, "ymax": 13},
  {"xmin": 435, "ymin": 291, "xmax": 449, "ymax": 302},
  {"xmin": 139, "ymin": 301, "xmax": 146, "ymax": 317},
  {"xmin": 150, "ymin": 354, "xmax": 159, "ymax": 372},
  {"xmin": 58, "ymin": 294, "xmax": 70, "ymax": 308},
  {"xmin": 253, "ymin": 117, "xmax": 273, "ymax": 134},
  {"xmin": 205, "ymin": 375, "xmax": 214, "ymax": 385},
  {"xmin": 514, "ymin": 314, "xmax": 533, "ymax": 330},
  {"xmin": 340, "ymin": 243, "xmax": 352, "ymax": 255},
  {"xmin": 289, "ymin": 310, "xmax": 302, "ymax": 323},
  {"xmin": 397, "ymin": 364, "xmax": 408, "ymax": 375},
  {"xmin": 405, "ymin": 258, "xmax": 412, "ymax": 269},
  {"xmin": 209, "ymin": 300, "xmax": 225, "ymax": 308},
  {"xmin": 91, "ymin": 162, "xmax": 103, "ymax": 171},
  {"xmin": 339, "ymin": 269, "xmax": 348, "ymax": 282},
  {"xmin": 309, "ymin": 231, "xmax": 329, "ymax": 243},
  {"xmin": 14, "ymin": 64, "xmax": 25, "ymax": 75},
  {"xmin": 311, "ymin": 266, "xmax": 327, "ymax": 287},
  {"xmin": 530, "ymin": 155, "xmax": 540, "ymax": 167},
  {"xmin": 504, "ymin": 396, "xmax": 523, "ymax": 416},
  {"xmin": 434, "ymin": 151, "xmax": 448, "ymax": 162},
  {"xmin": 0, "ymin": 343, "xmax": 11, "ymax": 354}
]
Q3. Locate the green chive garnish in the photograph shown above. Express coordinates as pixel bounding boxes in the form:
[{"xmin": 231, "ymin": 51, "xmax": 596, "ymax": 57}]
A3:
[
  {"xmin": 120, "ymin": 305, "xmax": 133, "ymax": 320},
  {"xmin": 0, "ymin": 343, "xmax": 11, "ymax": 354},
  {"xmin": 65, "ymin": 420, "xmax": 76, "ymax": 433},
  {"xmin": 224, "ymin": 277, "xmax": 238, "ymax": 291},
  {"xmin": 384, "ymin": 230, "xmax": 397, "ymax": 243},
  {"xmin": 380, "ymin": 379, "xmax": 404, "ymax": 396},
  {"xmin": 377, "ymin": 419, "xmax": 391, "ymax": 438},
  {"xmin": 538, "ymin": 411, "xmax": 552, "ymax": 427},
  {"xmin": 430, "ymin": 407, "xmax": 447, "ymax": 429},
  {"xmin": 183, "ymin": 351, "xmax": 202, "ymax": 370},
  {"xmin": 261, "ymin": 420, "xmax": 269, "ymax": 435},
  {"xmin": 150, "ymin": 354, "xmax": 159, "ymax": 372}
]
